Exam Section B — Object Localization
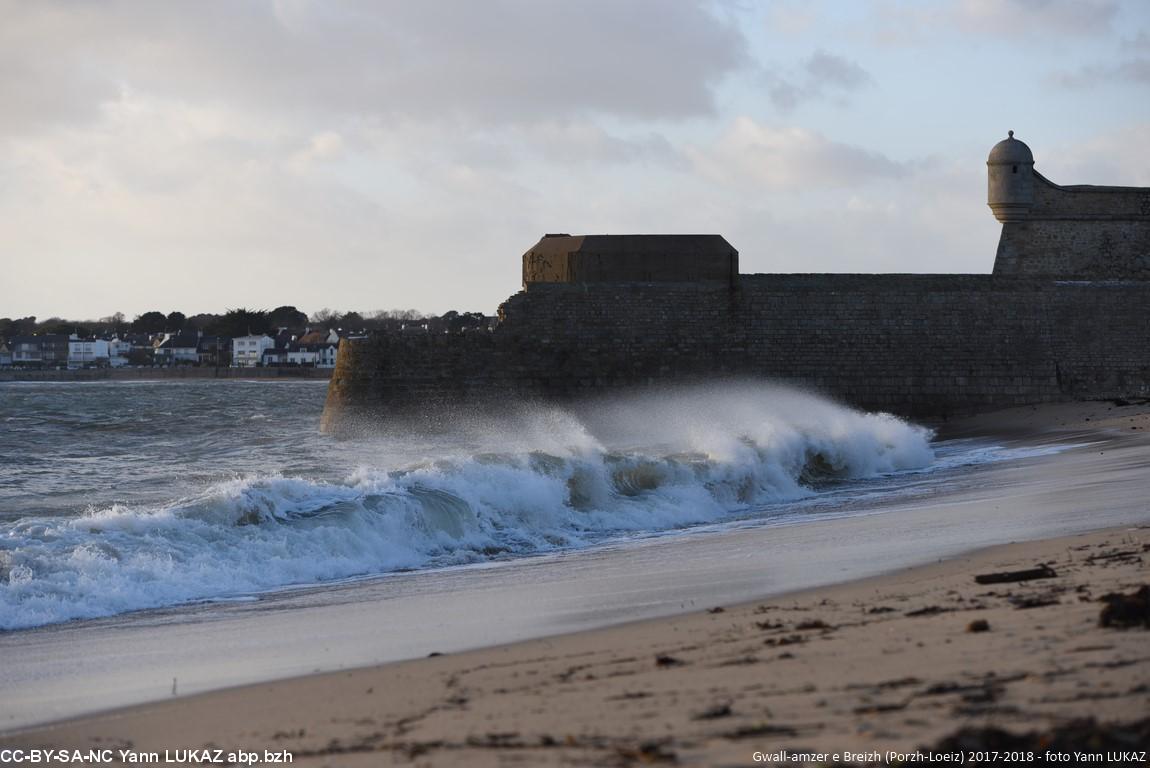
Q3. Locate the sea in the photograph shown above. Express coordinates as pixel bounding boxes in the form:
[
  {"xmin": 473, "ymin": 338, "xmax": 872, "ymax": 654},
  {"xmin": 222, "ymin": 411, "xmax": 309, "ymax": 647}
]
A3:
[{"xmin": 0, "ymin": 379, "xmax": 1051, "ymax": 634}]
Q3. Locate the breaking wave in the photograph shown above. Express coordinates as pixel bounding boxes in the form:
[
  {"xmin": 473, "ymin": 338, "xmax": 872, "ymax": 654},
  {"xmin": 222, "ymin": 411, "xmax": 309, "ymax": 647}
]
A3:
[{"xmin": 0, "ymin": 384, "xmax": 935, "ymax": 630}]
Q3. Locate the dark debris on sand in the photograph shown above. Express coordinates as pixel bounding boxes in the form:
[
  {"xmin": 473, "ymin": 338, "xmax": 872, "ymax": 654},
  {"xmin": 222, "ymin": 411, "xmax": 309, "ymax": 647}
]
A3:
[
  {"xmin": 927, "ymin": 716, "xmax": 1150, "ymax": 753},
  {"xmin": 974, "ymin": 564, "xmax": 1058, "ymax": 585},
  {"xmin": 654, "ymin": 654, "xmax": 686, "ymax": 668},
  {"xmin": 614, "ymin": 739, "xmax": 678, "ymax": 765},
  {"xmin": 1099, "ymin": 585, "xmax": 1150, "ymax": 629},
  {"xmin": 818, "ymin": 719, "xmax": 1150, "ymax": 766},
  {"xmin": 691, "ymin": 702, "xmax": 733, "ymax": 721}
]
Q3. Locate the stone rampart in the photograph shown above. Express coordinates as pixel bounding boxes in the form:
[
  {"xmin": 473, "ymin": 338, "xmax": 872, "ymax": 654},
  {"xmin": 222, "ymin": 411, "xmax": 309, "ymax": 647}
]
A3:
[
  {"xmin": 993, "ymin": 173, "xmax": 1150, "ymax": 278},
  {"xmin": 322, "ymin": 275, "xmax": 1150, "ymax": 428}
]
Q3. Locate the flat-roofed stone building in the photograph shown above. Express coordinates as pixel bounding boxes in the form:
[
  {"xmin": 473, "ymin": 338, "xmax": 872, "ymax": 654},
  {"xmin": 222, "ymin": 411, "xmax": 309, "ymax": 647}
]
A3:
[{"xmin": 522, "ymin": 234, "xmax": 738, "ymax": 287}]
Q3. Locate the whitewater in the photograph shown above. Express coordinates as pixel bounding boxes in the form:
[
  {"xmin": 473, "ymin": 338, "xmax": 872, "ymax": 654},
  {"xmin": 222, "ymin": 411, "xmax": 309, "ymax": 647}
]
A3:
[{"xmin": 0, "ymin": 379, "xmax": 1023, "ymax": 631}]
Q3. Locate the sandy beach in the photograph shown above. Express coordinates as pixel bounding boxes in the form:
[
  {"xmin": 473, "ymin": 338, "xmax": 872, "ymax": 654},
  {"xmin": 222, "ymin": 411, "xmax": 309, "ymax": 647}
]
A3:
[
  {"xmin": 4, "ymin": 400, "xmax": 1149, "ymax": 765},
  {"xmin": 6, "ymin": 527, "xmax": 1148, "ymax": 765}
]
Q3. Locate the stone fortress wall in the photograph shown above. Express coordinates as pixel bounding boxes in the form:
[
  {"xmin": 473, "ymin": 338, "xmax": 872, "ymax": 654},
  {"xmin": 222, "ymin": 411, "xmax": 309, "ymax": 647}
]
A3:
[
  {"xmin": 322, "ymin": 135, "xmax": 1150, "ymax": 428},
  {"xmin": 989, "ymin": 131, "xmax": 1150, "ymax": 279},
  {"xmin": 993, "ymin": 178, "xmax": 1150, "ymax": 277}
]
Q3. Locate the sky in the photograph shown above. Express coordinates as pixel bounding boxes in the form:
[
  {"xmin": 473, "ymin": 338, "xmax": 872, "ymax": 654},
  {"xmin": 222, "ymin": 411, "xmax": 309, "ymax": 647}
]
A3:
[{"xmin": 2, "ymin": 0, "xmax": 1149, "ymax": 321}]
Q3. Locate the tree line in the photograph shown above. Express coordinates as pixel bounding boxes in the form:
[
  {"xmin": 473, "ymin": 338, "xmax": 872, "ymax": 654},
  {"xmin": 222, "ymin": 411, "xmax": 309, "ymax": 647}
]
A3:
[{"xmin": 1, "ymin": 306, "xmax": 491, "ymax": 344}]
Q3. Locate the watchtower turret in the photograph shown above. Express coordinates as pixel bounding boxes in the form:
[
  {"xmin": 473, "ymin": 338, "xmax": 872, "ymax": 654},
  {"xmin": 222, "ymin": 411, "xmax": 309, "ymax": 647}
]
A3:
[{"xmin": 987, "ymin": 131, "xmax": 1035, "ymax": 222}]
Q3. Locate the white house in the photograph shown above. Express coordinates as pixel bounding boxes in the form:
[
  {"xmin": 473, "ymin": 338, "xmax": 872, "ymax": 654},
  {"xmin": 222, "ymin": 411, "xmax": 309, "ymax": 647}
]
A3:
[
  {"xmin": 67, "ymin": 336, "xmax": 111, "ymax": 368},
  {"xmin": 0, "ymin": 343, "xmax": 11, "ymax": 367},
  {"xmin": 311, "ymin": 343, "xmax": 339, "ymax": 368},
  {"xmin": 107, "ymin": 337, "xmax": 133, "ymax": 367},
  {"xmin": 285, "ymin": 346, "xmax": 316, "ymax": 366},
  {"xmin": 232, "ymin": 334, "xmax": 275, "ymax": 367},
  {"xmin": 294, "ymin": 330, "xmax": 340, "ymax": 368}
]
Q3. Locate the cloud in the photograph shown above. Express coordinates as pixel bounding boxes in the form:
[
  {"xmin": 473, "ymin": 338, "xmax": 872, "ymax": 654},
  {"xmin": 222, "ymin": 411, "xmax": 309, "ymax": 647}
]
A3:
[
  {"xmin": 870, "ymin": 0, "xmax": 1120, "ymax": 45},
  {"xmin": 683, "ymin": 149, "xmax": 1000, "ymax": 276},
  {"xmin": 0, "ymin": 8, "xmax": 120, "ymax": 135},
  {"xmin": 762, "ymin": 51, "xmax": 873, "ymax": 111},
  {"xmin": 805, "ymin": 51, "xmax": 872, "ymax": 90},
  {"xmin": 0, "ymin": 83, "xmax": 683, "ymax": 318},
  {"xmin": 691, "ymin": 118, "xmax": 908, "ymax": 189},
  {"xmin": 1050, "ymin": 57, "xmax": 1150, "ymax": 88},
  {"xmin": 0, "ymin": 0, "xmax": 752, "ymax": 318},
  {"xmin": 513, "ymin": 122, "xmax": 682, "ymax": 167},
  {"xmin": 287, "ymin": 131, "xmax": 346, "ymax": 173},
  {"xmin": 1037, "ymin": 121, "xmax": 1150, "ymax": 186},
  {"xmin": 1125, "ymin": 29, "xmax": 1150, "ymax": 50},
  {"xmin": 0, "ymin": 0, "xmax": 750, "ymax": 137},
  {"xmin": 765, "ymin": 1, "xmax": 821, "ymax": 36},
  {"xmin": 951, "ymin": 0, "xmax": 1119, "ymax": 37}
]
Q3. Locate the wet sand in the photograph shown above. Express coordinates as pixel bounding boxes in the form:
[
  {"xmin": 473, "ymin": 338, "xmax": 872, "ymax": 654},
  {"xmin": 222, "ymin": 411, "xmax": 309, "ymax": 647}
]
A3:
[{"xmin": 4, "ymin": 400, "xmax": 1150, "ymax": 764}]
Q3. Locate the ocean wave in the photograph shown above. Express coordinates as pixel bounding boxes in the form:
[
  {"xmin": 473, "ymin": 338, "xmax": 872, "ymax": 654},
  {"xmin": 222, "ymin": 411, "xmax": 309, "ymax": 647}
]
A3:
[{"xmin": 0, "ymin": 385, "xmax": 935, "ymax": 630}]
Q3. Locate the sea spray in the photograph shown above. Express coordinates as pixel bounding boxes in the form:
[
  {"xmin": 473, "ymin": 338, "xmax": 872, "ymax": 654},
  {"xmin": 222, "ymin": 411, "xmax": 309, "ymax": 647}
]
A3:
[{"xmin": 0, "ymin": 383, "xmax": 935, "ymax": 630}]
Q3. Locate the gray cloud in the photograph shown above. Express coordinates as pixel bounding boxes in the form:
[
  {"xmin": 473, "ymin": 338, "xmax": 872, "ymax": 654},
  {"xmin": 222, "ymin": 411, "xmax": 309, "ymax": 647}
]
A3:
[
  {"xmin": 0, "ymin": 0, "xmax": 750, "ymax": 137},
  {"xmin": 0, "ymin": 8, "xmax": 119, "ymax": 135},
  {"xmin": 762, "ymin": 51, "xmax": 872, "ymax": 111},
  {"xmin": 952, "ymin": 0, "xmax": 1119, "ymax": 37},
  {"xmin": 1125, "ymin": 30, "xmax": 1150, "ymax": 50},
  {"xmin": 871, "ymin": 0, "xmax": 1120, "ymax": 45},
  {"xmin": 513, "ymin": 123, "xmax": 683, "ymax": 167},
  {"xmin": 1038, "ymin": 122, "xmax": 1150, "ymax": 186},
  {"xmin": 692, "ymin": 119, "xmax": 907, "ymax": 189},
  {"xmin": 1051, "ymin": 57, "xmax": 1150, "ymax": 88},
  {"xmin": 805, "ymin": 51, "xmax": 872, "ymax": 90}
]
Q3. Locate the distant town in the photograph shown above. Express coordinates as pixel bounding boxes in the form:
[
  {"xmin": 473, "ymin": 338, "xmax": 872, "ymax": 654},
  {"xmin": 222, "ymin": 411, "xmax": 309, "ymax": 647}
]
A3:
[{"xmin": 0, "ymin": 306, "xmax": 492, "ymax": 370}]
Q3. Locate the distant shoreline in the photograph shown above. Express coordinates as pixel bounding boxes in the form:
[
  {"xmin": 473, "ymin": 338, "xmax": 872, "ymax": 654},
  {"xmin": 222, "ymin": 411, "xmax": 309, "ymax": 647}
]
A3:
[{"xmin": 0, "ymin": 367, "xmax": 331, "ymax": 382}]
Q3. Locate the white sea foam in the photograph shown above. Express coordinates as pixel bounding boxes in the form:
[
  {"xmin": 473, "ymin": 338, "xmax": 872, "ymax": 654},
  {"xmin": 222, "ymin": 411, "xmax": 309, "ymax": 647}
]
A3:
[{"xmin": 0, "ymin": 384, "xmax": 937, "ymax": 630}]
